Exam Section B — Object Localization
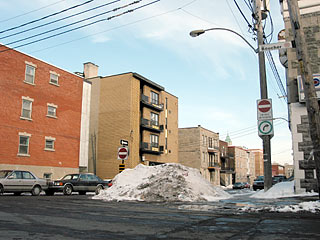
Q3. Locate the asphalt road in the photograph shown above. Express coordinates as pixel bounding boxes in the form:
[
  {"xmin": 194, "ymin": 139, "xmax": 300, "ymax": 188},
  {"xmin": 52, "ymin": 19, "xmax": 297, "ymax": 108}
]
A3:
[{"xmin": 0, "ymin": 194, "xmax": 319, "ymax": 240}]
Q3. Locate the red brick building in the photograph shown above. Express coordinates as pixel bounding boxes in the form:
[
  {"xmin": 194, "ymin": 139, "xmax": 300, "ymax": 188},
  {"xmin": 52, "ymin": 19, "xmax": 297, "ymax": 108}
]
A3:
[{"xmin": 0, "ymin": 45, "xmax": 89, "ymax": 179}]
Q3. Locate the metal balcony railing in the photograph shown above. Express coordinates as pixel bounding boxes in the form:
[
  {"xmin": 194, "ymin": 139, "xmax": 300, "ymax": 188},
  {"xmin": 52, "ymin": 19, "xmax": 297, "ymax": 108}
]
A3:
[{"xmin": 141, "ymin": 94, "xmax": 164, "ymax": 111}]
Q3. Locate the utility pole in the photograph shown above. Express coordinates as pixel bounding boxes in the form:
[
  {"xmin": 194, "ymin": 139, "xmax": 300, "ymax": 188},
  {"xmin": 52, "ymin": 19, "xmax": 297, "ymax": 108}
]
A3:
[
  {"xmin": 255, "ymin": 0, "xmax": 272, "ymax": 190},
  {"xmin": 287, "ymin": 0, "xmax": 320, "ymax": 198}
]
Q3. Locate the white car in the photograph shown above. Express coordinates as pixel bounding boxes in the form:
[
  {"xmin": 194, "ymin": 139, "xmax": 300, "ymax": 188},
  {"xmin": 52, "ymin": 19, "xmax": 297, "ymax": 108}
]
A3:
[{"xmin": 0, "ymin": 170, "xmax": 48, "ymax": 196}]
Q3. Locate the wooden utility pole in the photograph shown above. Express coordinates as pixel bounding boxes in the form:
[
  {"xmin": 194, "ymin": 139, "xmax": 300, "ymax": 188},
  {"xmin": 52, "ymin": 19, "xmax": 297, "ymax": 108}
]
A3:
[
  {"xmin": 287, "ymin": 0, "xmax": 320, "ymax": 198},
  {"xmin": 255, "ymin": 0, "xmax": 272, "ymax": 191}
]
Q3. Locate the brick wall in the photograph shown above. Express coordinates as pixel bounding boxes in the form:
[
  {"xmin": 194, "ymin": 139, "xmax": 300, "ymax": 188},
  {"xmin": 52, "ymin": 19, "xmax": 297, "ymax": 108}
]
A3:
[{"xmin": 0, "ymin": 46, "xmax": 83, "ymax": 179}]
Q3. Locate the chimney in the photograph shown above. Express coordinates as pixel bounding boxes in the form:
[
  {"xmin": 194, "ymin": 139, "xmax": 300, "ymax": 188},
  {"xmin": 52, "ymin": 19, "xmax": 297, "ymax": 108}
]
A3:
[{"xmin": 83, "ymin": 62, "xmax": 99, "ymax": 79}]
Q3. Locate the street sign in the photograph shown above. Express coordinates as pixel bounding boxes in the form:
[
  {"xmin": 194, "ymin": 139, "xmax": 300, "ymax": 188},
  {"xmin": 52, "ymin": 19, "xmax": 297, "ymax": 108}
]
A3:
[
  {"xmin": 258, "ymin": 120, "xmax": 274, "ymax": 138},
  {"xmin": 257, "ymin": 99, "xmax": 273, "ymax": 120},
  {"xmin": 117, "ymin": 147, "xmax": 128, "ymax": 160},
  {"xmin": 259, "ymin": 41, "xmax": 292, "ymax": 52},
  {"xmin": 297, "ymin": 74, "xmax": 320, "ymax": 102},
  {"xmin": 120, "ymin": 139, "xmax": 128, "ymax": 146}
]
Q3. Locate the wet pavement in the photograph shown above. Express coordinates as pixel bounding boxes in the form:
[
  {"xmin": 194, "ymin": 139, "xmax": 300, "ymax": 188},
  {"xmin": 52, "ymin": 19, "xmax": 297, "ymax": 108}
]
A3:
[{"xmin": 0, "ymin": 190, "xmax": 319, "ymax": 239}]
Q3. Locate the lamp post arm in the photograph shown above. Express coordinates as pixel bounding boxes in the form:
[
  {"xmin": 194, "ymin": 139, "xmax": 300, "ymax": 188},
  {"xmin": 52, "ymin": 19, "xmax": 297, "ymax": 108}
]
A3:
[{"xmin": 190, "ymin": 27, "xmax": 258, "ymax": 53}]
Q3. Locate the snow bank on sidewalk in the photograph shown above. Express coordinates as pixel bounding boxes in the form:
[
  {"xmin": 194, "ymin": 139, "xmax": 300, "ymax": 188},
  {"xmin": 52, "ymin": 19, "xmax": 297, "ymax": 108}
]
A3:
[
  {"xmin": 251, "ymin": 181, "xmax": 318, "ymax": 199},
  {"xmin": 93, "ymin": 163, "xmax": 231, "ymax": 202}
]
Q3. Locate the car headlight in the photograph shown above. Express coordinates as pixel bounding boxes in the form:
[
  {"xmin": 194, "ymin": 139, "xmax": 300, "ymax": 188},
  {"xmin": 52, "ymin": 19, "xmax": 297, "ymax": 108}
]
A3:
[{"xmin": 54, "ymin": 182, "xmax": 63, "ymax": 186}]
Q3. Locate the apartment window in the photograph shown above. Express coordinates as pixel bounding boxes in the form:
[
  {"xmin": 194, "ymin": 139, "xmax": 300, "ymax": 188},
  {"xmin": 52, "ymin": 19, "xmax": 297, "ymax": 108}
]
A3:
[
  {"xmin": 50, "ymin": 72, "xmax": 59, "ymax": 85},
  {"xmin": 150, "ymin": 112, "xmax": 159, "ymax": 126},
  {"xmin": 21, "ymin": 97, "xmax": 33, "ymax": 120},
  {"xmin": 45, "ymin": 137, "xmax": 55, "ymax": 151},
  {"xmin": 25, "ymin": 64, "xmax": 35, "ymax": 84},
  {"xmin": 47, "ymin": 104, "xmax": 57, "ymax": 118},
  {"xmin": 150, "ymin": 91, "xmax": 159, "ymax": 105},
  {"xmin": 18, "ymin": 133, "xmax": 31, "ymax": 156},
  {"xmin": 150, "ymin": 134, "xmax": 159, "ymax": 148}
]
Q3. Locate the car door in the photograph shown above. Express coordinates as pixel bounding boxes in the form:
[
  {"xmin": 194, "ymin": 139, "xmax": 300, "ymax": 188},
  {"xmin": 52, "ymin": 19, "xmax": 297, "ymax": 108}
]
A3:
[
  {"xmin": 4, "ymin": 171, "xmax": 23, "ymax": 191},
  {"xmin": 87, "ymin": 175, "xmax": 99, "ymax": 191},
  {"xmin": 21, "ymin": 171, "xmax": 37, "ymax": 191},
  {"xmin": 77, "ymin": 174, "xmax": 89, "ymax": 191}
]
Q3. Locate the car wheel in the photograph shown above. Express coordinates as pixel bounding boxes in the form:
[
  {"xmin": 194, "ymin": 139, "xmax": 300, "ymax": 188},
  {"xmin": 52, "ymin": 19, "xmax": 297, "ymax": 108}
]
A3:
[
  {"xmin": 63, "ymin": 185, "xmax": 73, "ymax": 195},
  {"xmin": 78, "ymin": 191, "xmax": 86, "ymax": 195},
  {"xmin": 0, "ymin": 185, "xmax": 4, "ymax": 195},
  {"xmin": 32, "ymin": 186, "xmax": 42, "ymax": 196},
  {"xmin": 95, "ymin": 185, "xmax": 104, "ymax": 195}
]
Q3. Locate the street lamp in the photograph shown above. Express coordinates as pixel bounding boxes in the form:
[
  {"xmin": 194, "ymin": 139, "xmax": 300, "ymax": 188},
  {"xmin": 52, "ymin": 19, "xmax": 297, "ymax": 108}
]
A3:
[{"xmin": 189, "ymin": 28, "xmax": 258, "ymax": 53}]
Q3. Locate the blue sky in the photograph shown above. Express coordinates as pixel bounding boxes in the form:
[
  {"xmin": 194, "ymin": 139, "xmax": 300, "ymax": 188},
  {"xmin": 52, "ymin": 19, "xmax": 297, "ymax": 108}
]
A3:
[{"xmin": 0, "ymin": 0, "xmax": 293, "ymax": 165}]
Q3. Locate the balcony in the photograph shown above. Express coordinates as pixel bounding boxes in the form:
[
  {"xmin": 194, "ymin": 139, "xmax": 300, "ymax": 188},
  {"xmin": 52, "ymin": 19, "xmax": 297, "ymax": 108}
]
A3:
[
  {"xmin": 141, "ymin": 118, "xmax": 164, "ymax": 133},
  {"xmin": 208, "ymin": 162, "xmax": 221, "ymax": 170},
  {"xmin": 208, "ymin": 146, "xmax": 219, "ymax": 153},
  {"xmin": 140, "ymin": 142, "xmax": 164, "ymax": 155},
  {"xmin": 141, "ymin": 94, "xmax": 164, "ymax": 112},
  {"xmin": 220, "ymin": 167, "xmax": 235, "ymax": 174}
]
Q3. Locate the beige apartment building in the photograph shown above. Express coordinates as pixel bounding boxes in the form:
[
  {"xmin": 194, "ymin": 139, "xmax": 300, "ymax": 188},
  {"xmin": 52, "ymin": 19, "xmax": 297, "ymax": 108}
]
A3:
[
  {"xmin": 84, "ymin": 63, "xmax": 178, "ymax": 179},
  {"xmin": 179, "ymin": 125, "xmax": 220, "ymax": 186},
  {"xmin": 249, "ymin": 149, "xmax": 264, "ymax": 178},
  {"xmin": 228, "ymin": 146, "xmax": 255, "ymax": 184}
]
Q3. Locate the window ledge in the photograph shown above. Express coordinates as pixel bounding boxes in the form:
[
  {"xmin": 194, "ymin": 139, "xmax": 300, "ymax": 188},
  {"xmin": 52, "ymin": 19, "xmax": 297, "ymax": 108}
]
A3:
[
  {"xmin": 49, "ymin": 82, "xmax": 60, "ymax": 87},
  {"xmin": 44, "ymin": 148, "xmax": 55, "ymax": 152},
  {"xmin": 17, "ymin": 153, "xmax": 30, "ymax": 157},
  {"xmin": 46, "ymin": 115, "xmax": 57, "ymax": 119},
  {"xmin": 23, "ymin": 81, "xmax": 35, "ymax": 86},
  {"xmin": 20, "ymin": 116, "xmax": 32, "ymax": 121}
]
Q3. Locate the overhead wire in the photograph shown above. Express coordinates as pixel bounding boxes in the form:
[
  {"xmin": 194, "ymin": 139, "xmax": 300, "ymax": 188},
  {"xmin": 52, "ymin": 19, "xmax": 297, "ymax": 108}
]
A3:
[
  {"xmin": 0, "ymin": 0, "xmax": 160, "ymax": 53},
  {"xmin": 0, "ymin": 0, "xmax": 94, "ymax": 34},
  {"xmin": 0, "ymin": 0, "xmax": 121, "ymax": 41},
  {"xmin": 0, "ymin": 0, "xmax": 66, "ymax": 23},
  {"xmin": 2, "ymin": 0, "xmax": 125, "ymax": 46}
]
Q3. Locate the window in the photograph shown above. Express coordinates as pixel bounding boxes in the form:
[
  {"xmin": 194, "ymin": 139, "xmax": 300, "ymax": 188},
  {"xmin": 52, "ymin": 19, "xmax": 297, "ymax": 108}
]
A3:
[
  {"xmin": 18, "ymin": 134, "xmax": 30, "ymax": 155},
  {"xmin": 45, "ymin": 137, "xmax": 55, "ymax": 151},
  {"xmin": 47, "ymin": 106, "xmax": 56, "ymax": 117},
  {"xmin": 50, "ymin": 72, "xmax": 59, "ymax": 85},
  {"xmin": 25, "ymin": 64, "xmax": 35, "ymax": 84},
  {"xmin": 21, "ymin": 98, "xmax": 33, "ymax": 119},
  {"xmin": 150, "ymin": 112, "xmax": 159, "ymax": 126},
  {"xmin": 47, "ymin": 103, "xmax": 57, "ymax": 118},
  {"xmin": 150, "ymin": 134, "xmax": 159, "ymax": 148},
  {"xmin": 22, "ymin": 171, "xmax": 35, "ymax": 179},
  {"xmin": 150, "ymin": 91, "xmax": 159, "ymax": 105}
]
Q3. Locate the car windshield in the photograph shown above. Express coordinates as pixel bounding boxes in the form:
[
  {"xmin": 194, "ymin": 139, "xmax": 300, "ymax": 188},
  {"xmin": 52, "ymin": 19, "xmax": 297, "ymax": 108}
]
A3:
[
  {"xmin": 255, "ymin": 176, "xmax": 264, "ymax": 181},
  {"xmin": 0, "ymin": 170, "xmax": 12, "ymax": 178}
]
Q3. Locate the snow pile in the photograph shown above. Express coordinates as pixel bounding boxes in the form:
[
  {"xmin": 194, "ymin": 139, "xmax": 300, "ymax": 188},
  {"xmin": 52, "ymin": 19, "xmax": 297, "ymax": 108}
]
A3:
[
  {"xmin": 251, "ymin": 181, "xmax": 318, "ymax": 199},
  {"xmin": 241, "ymin": 201, "xmax": 320, "ymax": 213},
  {"xmin": 93, "ymin": 163, "xmax": 231, "ymax": 202}
]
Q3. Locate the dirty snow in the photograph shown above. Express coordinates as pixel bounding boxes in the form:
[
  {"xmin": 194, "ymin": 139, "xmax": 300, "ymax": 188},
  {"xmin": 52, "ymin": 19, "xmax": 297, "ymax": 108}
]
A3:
[
  {"xmin": 251, "ymin": 181, "xmax": 318, "ymax": 199},
  {"xmin": 241, "ymin": 201, "xmax": 320, "ymax": 213},
  {"xmin": 93, "ymin": 163, "xmax": 231, "ymax": 202}
]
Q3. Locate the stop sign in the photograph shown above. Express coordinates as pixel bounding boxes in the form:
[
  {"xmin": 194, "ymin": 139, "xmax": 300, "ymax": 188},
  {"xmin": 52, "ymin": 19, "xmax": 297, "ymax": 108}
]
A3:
[{"xmin": 118, "ymin": 147, "xmax": 128, "ymax": 160}]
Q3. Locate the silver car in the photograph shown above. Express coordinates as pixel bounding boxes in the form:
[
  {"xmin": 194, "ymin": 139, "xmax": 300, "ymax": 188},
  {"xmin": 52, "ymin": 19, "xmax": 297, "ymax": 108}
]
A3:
[{"xmin": 0, "ymin": 170, "xmax": 48, "ymax": 196}]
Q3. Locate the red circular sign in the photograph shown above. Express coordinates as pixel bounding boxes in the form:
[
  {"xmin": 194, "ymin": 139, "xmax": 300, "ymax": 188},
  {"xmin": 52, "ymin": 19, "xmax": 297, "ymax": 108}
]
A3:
[
  {"xmin": 258, "ymin": 100, "xmax": 271, "ymax": 113},
  {"xmin": 118, "ymin": 147, "xmax": 128, "ymax": 159}
]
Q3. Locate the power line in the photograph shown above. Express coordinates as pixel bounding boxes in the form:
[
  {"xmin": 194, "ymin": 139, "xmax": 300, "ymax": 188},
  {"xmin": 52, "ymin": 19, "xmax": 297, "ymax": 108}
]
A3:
[
  {"xmin": 25, "ymin": 0, "xmax": 195, "ymax": 54},
  {"xmin": 0, "ymin": 0, "xmax": 121, "ymax": 41},
  {"xmin": 0, "ymin": 0, "xmax": 66, "ymax": 23},
  {"xmin": 0, "ymin": 0, "xmax": 94, "ymax": 34},
  {"xmin": 0, "ymin": 0, "xmax": 160, "ymax": 53},
  {"xmin": 3, "ymin": 0, "xmax": 125, "ymax": 46}
]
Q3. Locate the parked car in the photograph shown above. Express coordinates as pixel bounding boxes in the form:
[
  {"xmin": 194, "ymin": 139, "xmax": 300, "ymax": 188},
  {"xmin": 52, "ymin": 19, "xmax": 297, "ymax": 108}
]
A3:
[
  {"xmin": 272, "ymin": 175, "xmax": 287, "ymax": 185},
  {"xmin": 233, "ymin": 182, "xmax": 245, "ymax": 189},
  {"xmin": 242, "ymin": 182, "xmax": 250, "ymax": 189},
  {"xmin": 253, "ymin": 176, "xmax": 264, "ymax": 191},
  {"xmin": 0, "ymin": 170, "xmax": 48, "ymax": 196},
  {"xmin": 46, "ymin": 173, "xmax": 110, "ymax": 195}
]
